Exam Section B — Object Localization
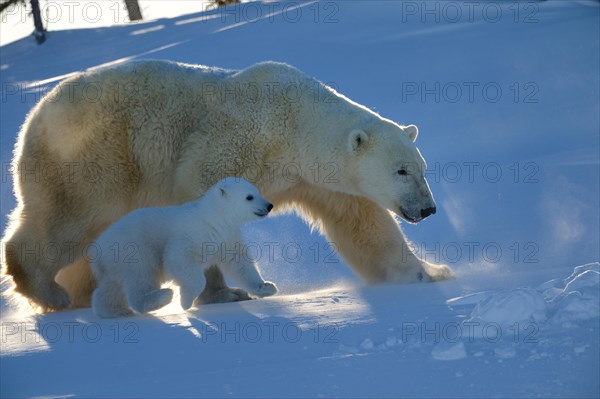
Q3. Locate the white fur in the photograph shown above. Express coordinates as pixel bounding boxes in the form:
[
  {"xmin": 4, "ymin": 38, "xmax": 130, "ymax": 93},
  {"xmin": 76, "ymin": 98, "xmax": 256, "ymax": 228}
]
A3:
[
  {"xmin": 91, "ymin": 178, "xmax": 275, "ymax": 318},
  {"xmin": 2, "ymin": 60, "xmax": 452, "ymax": 312}
]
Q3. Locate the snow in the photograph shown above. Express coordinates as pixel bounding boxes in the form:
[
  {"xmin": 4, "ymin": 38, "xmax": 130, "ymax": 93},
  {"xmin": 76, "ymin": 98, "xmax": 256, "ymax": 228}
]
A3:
[
  {"xmin": 468, "ymin": 288, "xmax": 548, "ymax": 326},
  {"xmin": 1, "ymin": 0, "xmax": 599, "ymax": 398},
  {"xmin": 0, "ymin": 0, "xmax": 215, "ymax": 46}
]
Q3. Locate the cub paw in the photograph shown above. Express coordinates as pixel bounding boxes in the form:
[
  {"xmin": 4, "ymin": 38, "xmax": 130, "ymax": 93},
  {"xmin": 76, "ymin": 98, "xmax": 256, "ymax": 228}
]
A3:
[{"xmin": 228, "ymin": 288, "xmax": 254, "ymax": 302}]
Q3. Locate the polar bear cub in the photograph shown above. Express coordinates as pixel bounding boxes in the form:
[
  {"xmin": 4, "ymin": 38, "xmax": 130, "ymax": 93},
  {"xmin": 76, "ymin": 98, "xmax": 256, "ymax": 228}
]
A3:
[{"xmin": 91, "ymin": 177, "xmax": 275, "ymax": 318}]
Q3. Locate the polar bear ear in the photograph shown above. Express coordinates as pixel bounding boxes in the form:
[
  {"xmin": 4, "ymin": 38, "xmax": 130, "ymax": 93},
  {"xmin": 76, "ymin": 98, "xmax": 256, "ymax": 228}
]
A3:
[
  {"xmin": 404, "ymin": 125, "xmax": 419, "ymax": 142},
  {"xmin": 219, "ymin": 187, "xmax": 227, "ymax": 197},
  {"xmin": 348, "ymin": 129, "xmax": 368, "ymax": 152}
]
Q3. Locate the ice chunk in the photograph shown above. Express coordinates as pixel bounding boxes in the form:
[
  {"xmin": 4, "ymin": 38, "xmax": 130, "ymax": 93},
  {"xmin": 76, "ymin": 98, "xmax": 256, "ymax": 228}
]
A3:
[
  {"xmin": 469, "ymin": 288, "xmax": 547, "ymax": 326},
  {"xmin": 431, "ymin": 342, "xmax": 467, "ymax": 361},
  {"xmin": 549, "ymin": 269, "xmax": 600, "ymax": 323}
]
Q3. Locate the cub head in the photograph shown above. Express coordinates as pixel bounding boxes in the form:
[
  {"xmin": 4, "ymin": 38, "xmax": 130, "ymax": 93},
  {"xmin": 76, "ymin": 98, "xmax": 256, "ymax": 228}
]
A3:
[
  {"xmin": 216, "ymin": 177, "xmax": 273, "ymax": 223},
  {"xmin": 346, "ymin": 122, "xmax": 436, "ymax": 224}
]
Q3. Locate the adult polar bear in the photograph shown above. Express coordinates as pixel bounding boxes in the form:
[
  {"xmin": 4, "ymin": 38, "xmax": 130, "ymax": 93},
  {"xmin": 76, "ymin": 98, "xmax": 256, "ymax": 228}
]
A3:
[{"xmin": 3, "ymin": 60, "xmax": 453, "ymax": 311}]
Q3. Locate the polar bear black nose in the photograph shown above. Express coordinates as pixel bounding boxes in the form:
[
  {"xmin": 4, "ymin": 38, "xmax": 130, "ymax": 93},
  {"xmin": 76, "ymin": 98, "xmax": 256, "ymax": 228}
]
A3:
[
  {"xmin": 421, "ymin": 207, "xmax": 436, "ymax": 218},
  {"xmin": 267, "ymin": 203, "xmax": 273, "ymax": 212}
]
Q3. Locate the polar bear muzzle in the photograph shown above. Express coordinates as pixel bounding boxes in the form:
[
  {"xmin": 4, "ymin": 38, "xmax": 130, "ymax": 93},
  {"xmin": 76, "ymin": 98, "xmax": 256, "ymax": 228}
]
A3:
[
  {"xmin": 420, "ymin": 206, "xmax": 436, "ymax": 219},
  {"xmin": 254, "ymin": 202, "xmax": 273, "ymax": 217}
]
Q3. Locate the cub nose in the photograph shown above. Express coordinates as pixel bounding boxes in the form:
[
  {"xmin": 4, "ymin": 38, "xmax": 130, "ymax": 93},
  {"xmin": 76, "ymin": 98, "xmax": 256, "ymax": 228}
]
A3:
[
  {"xmin": 266, "ymin": 203, "xmax": 274, "ymax": 212},
  {"xmin": 420, "ymin": 207, "xmax": 436, "ymax": 218}
]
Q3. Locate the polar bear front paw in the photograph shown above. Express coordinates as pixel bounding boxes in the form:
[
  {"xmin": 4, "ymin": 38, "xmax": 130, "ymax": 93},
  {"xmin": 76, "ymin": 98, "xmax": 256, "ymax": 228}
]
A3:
[
  {"xmin": 389, "ymin": 262, "xmax": 454, "ymax": 284},
  {"xmin": 422, "ymin": 262, "xmax": 455, "ymax": 282},
  {"xmin": 251, "ymin": 281, "xmax": 278, "ymax": 298}
]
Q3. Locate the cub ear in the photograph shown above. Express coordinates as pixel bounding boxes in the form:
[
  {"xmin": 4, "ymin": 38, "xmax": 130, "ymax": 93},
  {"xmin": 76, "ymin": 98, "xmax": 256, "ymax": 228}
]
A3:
[
  {"xmin": 404, "ymin": 125, "xmax": 419, "ymax": 142},
  {"xmin": 348, "ymin": 129, "xmax": 368, "ymax": 152}
]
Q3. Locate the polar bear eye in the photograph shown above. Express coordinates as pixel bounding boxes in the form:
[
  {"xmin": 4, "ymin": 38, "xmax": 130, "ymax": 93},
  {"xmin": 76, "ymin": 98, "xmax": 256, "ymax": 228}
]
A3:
[
  {"xmin": 397, "ymin": 169, "xmax": 408, "ymax": 176},
  {"xmin": 246, "ymin": 195, "xmax": 254, "ymax": 201}
]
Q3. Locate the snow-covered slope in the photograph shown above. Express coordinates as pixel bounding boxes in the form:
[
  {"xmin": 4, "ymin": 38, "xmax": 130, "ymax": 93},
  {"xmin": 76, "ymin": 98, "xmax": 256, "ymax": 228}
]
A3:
[
  {"xmin": 1, "ymin": 1, "xmax": 599, "ymax": 397},
  {"xmin": 0, "ymin": 0, "xmax": 214, "ymax": 46}
]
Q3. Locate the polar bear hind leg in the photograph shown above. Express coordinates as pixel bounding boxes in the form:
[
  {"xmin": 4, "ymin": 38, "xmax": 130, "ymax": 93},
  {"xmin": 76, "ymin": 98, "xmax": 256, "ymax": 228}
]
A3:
[
  {"xmin": 3, "ymin": 218, "xmax": 74, "ymax": 311},
  {"xmin": 92, "ymin": 279, "xmax": 132, "ymax": 318},
  {"xmin": 122, "ymin": 273, "xmax": 164, "ymax": 315}
]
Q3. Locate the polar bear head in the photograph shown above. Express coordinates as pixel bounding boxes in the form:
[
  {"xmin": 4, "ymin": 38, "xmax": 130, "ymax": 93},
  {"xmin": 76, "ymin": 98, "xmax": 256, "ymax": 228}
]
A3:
[
  {"xmin": 215, "ymin": 177, "xmax": 274, "ymax": 223},
  {"xmin": 345, "ymin": 121, "xmax": 436, "ymax": 224}
]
